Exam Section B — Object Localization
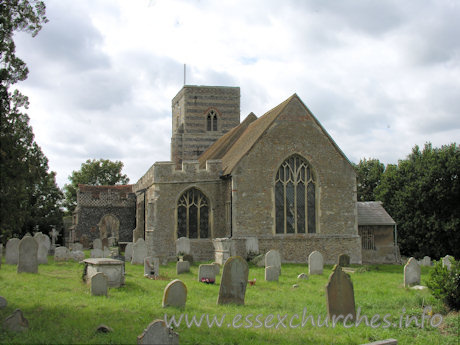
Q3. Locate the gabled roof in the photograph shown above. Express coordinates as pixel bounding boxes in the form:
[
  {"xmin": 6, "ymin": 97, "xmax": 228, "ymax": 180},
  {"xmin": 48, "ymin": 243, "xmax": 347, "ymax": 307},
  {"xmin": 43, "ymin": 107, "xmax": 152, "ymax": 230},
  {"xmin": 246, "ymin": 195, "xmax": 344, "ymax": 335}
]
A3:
[
  {"xmin": 357, "ymin": 201, "xmax": 396, "ymax": 226},
  {"xmin": 200, "ymin": 94, "xmax": 354, "ymax": 175},
  {"xmin": 78, "ymin": 184, "xmax": 133, "ymax": 193}
]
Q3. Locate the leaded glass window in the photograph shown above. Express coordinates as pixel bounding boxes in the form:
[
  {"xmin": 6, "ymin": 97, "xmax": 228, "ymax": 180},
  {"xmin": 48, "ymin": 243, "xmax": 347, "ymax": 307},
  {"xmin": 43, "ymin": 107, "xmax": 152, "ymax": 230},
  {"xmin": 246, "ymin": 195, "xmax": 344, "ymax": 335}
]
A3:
[
  {"xmin": 177, "ymin": 188, "xmax": 210, "ymax": 239},
  {"xmin": 275, "ymin": 155, "xmax": 316, "ymax": 234}
]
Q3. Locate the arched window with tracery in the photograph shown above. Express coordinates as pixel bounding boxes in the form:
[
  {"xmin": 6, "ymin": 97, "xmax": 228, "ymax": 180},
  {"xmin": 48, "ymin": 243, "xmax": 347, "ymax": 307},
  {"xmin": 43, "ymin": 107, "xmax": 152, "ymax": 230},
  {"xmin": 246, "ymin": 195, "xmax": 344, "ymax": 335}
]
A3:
[
  {"xmin": 206, "ymin": 110, "xmax": 218, "ymax": 131},
  {"xmin": 275, "ymin": 155, "xmax": 316, "ymax": 234},
  {"xmin": 177, "ymin": 188, "xmax": 210, "ymax": 239}
]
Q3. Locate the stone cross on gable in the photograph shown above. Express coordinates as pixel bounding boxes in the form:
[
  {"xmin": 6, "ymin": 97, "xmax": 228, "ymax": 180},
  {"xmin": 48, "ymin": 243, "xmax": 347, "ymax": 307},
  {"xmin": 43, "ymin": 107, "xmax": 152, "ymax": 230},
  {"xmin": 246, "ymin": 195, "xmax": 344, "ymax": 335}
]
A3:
[{"xmin": 49, "ymin": 227, "xmax": 60, "ymax": 246}]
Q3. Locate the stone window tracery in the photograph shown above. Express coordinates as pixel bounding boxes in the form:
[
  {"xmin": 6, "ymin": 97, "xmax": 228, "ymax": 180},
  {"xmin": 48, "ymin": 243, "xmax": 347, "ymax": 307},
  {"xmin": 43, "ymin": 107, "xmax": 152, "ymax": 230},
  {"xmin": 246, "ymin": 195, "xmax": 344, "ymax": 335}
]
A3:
[
  {"xmin": 206, "ymin": 110, "xmax": 218, "ymax": 131},
  {"xmin": 177, "ymin": 188, "xmax": 209, "ymax": 239}
]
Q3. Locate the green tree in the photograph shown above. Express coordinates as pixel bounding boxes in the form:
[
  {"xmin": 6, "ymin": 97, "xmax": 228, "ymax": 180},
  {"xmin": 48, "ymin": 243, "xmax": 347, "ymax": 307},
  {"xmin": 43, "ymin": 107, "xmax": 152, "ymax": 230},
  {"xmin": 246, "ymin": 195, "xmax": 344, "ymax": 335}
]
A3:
[
  {"xmin": 63, "ymin": 159, "xmax": 130, "ymax": 213},
  {"xmin": 376, "ymin": 143, "xmax": 460, "ymax": 258},
  {"xmin": 1, "ymin": 0, "xmax": 62, "ymax": 241},
  {"xmin": 354, "ymin": 158, "xmax": 385, "ymax": 201}
]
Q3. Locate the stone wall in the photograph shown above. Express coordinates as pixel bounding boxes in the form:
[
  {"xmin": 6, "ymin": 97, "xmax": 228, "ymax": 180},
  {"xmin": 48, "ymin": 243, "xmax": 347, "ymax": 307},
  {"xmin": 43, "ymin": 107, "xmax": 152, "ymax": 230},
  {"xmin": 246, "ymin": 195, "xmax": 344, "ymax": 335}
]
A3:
[{"xmin": 360, "ymin": 225, "xmax": 397, "ymax": 264}]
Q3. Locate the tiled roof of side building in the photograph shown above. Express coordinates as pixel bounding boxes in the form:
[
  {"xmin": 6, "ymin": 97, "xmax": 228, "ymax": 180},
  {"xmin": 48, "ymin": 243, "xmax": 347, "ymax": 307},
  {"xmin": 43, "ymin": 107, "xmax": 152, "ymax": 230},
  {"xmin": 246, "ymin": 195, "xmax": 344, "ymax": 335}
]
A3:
[{"xmin": 357, "ymin": 201, "xmax": 396, "ymax": 226}]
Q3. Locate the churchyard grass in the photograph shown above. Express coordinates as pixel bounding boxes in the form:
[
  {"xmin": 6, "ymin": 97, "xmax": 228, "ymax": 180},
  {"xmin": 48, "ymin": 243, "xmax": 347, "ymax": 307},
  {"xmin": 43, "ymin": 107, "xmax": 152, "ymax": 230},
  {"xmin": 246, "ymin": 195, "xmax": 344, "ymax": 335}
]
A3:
[{"xmin": 0, "ymin": 255, "xmax": 458, "ymax": 344}]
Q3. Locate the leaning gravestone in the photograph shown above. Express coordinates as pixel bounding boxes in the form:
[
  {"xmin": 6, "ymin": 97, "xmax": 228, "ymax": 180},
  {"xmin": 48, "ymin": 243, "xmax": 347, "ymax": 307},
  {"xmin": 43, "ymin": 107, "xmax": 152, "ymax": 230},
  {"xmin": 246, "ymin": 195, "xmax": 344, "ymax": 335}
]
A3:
[
  {"xmin": 326, "ymin": 265, "xmax": 356, "ymax": 320},
  {"xmin": 198, "ymin": 264, "xmax": 216, "ymax": 282},
  {"xmin": 3, "ymin": 309, "xmax": 29, "ymax": 332},
  {"xmin": 162, "ymin": 279, "xmax": 187, "ymax": 308},
  {"xmin": 132, "ymin": 238, "xmax": 148, "ymax": 265},
  {"xmin": 338, "ymin": 254, "xmax": 350, "ymax": 267},
  {"xmin": 137, "ymin": 319, "xmax": 179, "ymax": 345},
  {"xmin": 176, "ymin": 260, "xmax": 190, "ymax": 274},
  {"xmin": 144, "ymin": 256, "xmax": 160, "ymax": 278},
  {"xmin": 93, "ymin": 238, "xmax": 102, "ymax": 250},
  {"xmin": 91, "ymin": 272, "xmax": 108, "ymax": 296},
  {"xmin": 404, "ymin": 257, "xmax": 421, "ymax": 287},
  {"xmin": 5, "ymin": 238, "xmax": 20, "ymax": 265},
  {"xmin": 175, "ymin": 237, "xmax": 190, "ymax": 255},
  {"xmin": 124, "ymin": 242, "xmax": 134, "ymax": 262},
  {"xmin": 36, "ymin": 234, "xmax": 49, "ymax": 264},
  {"xmin": 17, "ymin": 236, "xmax": 38, "ymax": 273},
  {"xmin": 265, "ymin": 266, "xmax": 279, "ymax": 281},
  {"xmin": 308, "ymin": 250, "xmax": 323, "ymax": 275},
  {"xmin": 54, "ymin": 247, "xmax": 70, "ymax": 261},
  {"xmin": 265, "ymin": 249, "xmax": 281, "ymax": 275},
  {"xmin": 217, "ymin": 256, "xmax": 249, "ymax": 305},
  {"xmin": 442, "ymin": 255, "xmax": 453, "ymax": 270}
]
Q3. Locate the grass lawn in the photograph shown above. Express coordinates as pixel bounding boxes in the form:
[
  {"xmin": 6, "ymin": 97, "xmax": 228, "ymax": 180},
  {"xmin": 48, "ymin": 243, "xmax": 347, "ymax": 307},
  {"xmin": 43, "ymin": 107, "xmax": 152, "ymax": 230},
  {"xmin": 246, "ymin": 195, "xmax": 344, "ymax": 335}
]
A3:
[{"xmin": 0, "ymin": 254, "xmax": 458, "ymax": 344}]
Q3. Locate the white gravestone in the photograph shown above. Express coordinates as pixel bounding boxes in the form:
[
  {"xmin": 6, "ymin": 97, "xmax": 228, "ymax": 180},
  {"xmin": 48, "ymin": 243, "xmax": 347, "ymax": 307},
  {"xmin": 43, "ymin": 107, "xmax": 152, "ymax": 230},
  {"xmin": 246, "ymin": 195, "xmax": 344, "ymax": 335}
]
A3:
[
  {"xmin": 404, "ymin": 257, "xmax": 421, "ymax": 287},
  {"xmin": 265, "ymin": 249, "xmax": 281, "ymax": 275},
  {"xmin": 265, "ymin": 266, "xmax": 279, "ymax": 281},
  {"xmin": 442, "ymin": 255, "xmax": 453, "ymax": 270},
  {"xmin": 308, "ymin": 251, "xmax": 324, "ymax": 275},
  {"xmin": 175, "ymin": 237, "xmax": 190, "ymax": 255}
]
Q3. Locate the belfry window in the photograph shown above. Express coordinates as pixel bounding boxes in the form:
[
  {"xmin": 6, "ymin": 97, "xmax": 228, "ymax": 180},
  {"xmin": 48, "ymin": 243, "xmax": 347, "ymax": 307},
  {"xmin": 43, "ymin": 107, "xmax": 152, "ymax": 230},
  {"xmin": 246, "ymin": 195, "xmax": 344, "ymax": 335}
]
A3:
[
  {"xmin": 206, "ymin": 110, "xmax": 218, "ymax": 131},
  {"xmin": 275, "ymin": 155, "xmax": 316, "ymax": 234},
  {"xmin": 177, "ymin": 188, "xmax": 210, "ymax": 239}
]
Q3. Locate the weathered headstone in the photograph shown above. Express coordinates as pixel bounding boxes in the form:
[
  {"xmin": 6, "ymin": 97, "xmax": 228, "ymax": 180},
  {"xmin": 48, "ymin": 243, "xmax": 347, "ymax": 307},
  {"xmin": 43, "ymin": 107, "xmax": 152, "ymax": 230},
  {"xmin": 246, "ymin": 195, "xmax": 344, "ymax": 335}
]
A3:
[
  {"xmin": 421, "ymin": 256, "xmax": 431, "ymax": 266},
  {"xmin": 338, "ymin": 254, "xmax": 351, "ymax": 267},
  {"xmin": 5, "ymin": 238, "xmax": 20, "ymax": 265},
  {"xmin": 175, "ymin": 237, "xmax": 190, "ymax": 255},
  {"xmin": 33, "ymin": 231, "xmax": 43, "ymax": 238},
  {"xmin": 265, "ymin": 266, "xmax": 279, "ymax": 281},
  {"xmin": 71, "ymin": 250, "xmax": 85, "ymax": 262},
  {"xmin": 404, "ymin": 257, "xmax": 421, "ymax": 287},
  {"xmin": 36, "ymin": 234, "xmax": 49, "ymax": 264},
  {"xmin": 251, "ymin": 253, "xmax": 265, "ymax": 267},
  {"xmin": 103, "ymin": 247, "xmax": 111, "ymax": 258},
  {"xmin": 144, "ymin": 256, "xmax": 160, "ymax": 278},
  {"xmin": 245, "ymin": 237, "xmax": 259, "ymax": 255},
  {"xmin": 93, "ymin": 239, "xmax": 102, "ymax": 250},
  {"xmin": 124, "ymin": 242, "xmax": 134, "ymax": 262},
  {"xmin": 108, "ymin": 236, "xmax": 117, "ymax": 247},
  {"xmin": 54, "ymin": 247, "xmax": 70, "ymax": 261},
  {"xmin": 0, "ymin": 296, "xmax": 7, "ymax": 309},
  {"xmin": 101, "ymin": 237, "xmax": 109, "ymax": 250},
  {"xmin": 91, "ymin": 248, "xmax": 104, "ymax": 258},
  {"xmin": 176, "ymin": 260, "xmax": 190, "ymax": 274},
  {"xmin": 198, "ymin": 264, "xmax": 216, "ymax": 282},
  {"xmin": 162, "ymin": 279, "xmax": 187, "ymax": 308},
  {"xmin": 308, "ymin": 250, "xmax": 324, "ymax": 275},
  {"xmin": 137, "ymin": 319, "xmax": 179, "ymax": 345},
  {"xmin": 17, "ymin": 236, "xmax": 38, "ymax": 273},
  {"xmin": 91, "ymin": 272, "xmax": 108, "ymax": 296},
  {"xmin": 132, "ymin": 238, "xmax": 148, "ymax": 265},
  {"xmin": 265, "ymin": 249, "xmax": 281, "ymax": 275},
  {"xmin": 3, "ymin": 309, "xmax": 29, "ymax": 332},
  {"xmin": 72, "ymin": 243, "xmax": 83, "ymax": 252},
  {"xmin": 326, "ymin": 265, "xmax": 356, "ymax": 320},
  {"xmin": 442, "ymin": 255, "xmax": 453, "ymax": 270},
  {"xmin": 217, "ymin": 256, "xmax": 249, "ymax": 305}
]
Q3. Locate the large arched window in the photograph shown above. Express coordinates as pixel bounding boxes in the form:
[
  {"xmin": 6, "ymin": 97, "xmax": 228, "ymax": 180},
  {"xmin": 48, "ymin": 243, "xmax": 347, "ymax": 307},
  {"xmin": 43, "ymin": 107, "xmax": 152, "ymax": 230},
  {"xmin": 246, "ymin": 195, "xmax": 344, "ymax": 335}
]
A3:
[
  {"xmin": 177, "ymin": 188, "xmax": 210, "ymax": 239},
  {"xmin": 206, "ymin": 110, "xmax": 218, "ymax": 131},
  {"xmin": 275, "ymin": 155, "xmax": 316, "ymax": 234}
]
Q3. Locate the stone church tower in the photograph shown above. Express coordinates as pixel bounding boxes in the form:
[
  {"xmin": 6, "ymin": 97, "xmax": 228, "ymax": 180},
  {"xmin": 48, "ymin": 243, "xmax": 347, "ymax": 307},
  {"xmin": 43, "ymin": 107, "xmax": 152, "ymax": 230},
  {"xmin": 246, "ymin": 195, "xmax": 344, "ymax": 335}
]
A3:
[{"xmin": 170, "ymin": 86, "xmax": 240, "ymax": 168}]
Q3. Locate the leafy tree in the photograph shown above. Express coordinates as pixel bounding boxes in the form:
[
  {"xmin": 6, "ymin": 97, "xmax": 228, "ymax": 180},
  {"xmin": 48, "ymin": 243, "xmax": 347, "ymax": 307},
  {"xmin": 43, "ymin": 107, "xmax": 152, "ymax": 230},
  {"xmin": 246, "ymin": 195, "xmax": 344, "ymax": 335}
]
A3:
[
  {"xmin": 354, "ymin": 158, "xmax": 385, "ymax": 201},
  {"xmin": 63, "ymin": 159, "xmax": 130, "ymax": 213},
  {"xmin": 376, "ymin": 143, "xmax": 460, "ymax": 258},
  {"xmin": 1, "ymin": 0, "xmax": 62, "ymax": 241}
]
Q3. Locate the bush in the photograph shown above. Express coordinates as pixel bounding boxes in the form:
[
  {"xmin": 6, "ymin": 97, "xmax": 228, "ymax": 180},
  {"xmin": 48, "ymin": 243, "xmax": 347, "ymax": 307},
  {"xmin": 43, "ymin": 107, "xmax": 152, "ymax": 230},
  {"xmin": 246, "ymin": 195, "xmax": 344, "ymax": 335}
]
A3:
[{"xmin": 426, "ymin": 257, "xmax": 460, "ymax": 311}]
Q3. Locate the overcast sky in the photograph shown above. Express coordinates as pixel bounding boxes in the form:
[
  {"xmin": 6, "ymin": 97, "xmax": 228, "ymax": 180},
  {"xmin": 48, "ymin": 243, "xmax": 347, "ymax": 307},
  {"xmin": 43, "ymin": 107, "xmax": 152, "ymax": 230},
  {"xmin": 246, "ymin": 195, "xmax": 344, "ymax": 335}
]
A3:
[{"xmin": 14, "ymin": 0, "xmax": 460, "ymax": 188}]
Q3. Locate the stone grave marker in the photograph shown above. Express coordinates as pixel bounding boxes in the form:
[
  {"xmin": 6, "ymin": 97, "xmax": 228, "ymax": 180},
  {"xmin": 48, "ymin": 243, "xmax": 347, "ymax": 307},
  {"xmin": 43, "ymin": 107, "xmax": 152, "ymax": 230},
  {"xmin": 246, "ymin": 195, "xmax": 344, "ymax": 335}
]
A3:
[
  {"xmin": 217, "ymin": 256, "xmax": 249, "ymax": 305},
  {"xmin": 132, "ymin": 238, "xmax": 148, "ymax": 265},
  {"xmin": 265, "ymin": 249, "xmax": 281, "ymax": 275},
  {"xmin": 175, "ymin": 237, "xmax": 190, "ymax": 255},
  {"xmin": 71, "ymin": 250, "xmax": 85, "ymax": 261},
  {"xmin": 72, "ymin": 243, "xmax": 83, "ymax": 251},
  {"xmin": 325, "ymin": 265, "xmax": 356, "ymax": 320},
  {"xmin": 91, "ymin": 248, "xmax": 104, "ymax": 258},
  {"xmin": 198, "ymin": 264, "xmax": 216, "ymax": 282},
  {"xmin": 17, "ymin": 236, "xmax": 38, "ymax": 273},
  {"xmin": 245, "ymin": 237, "xmax": 259, "ymax": 255},
  {"xmin": 421, "ymin": 256, "xmax": 431, "ymax": 266},
  {"xmin": 93, "ymin": 238, "xmax": 102, "ymax": 250},
  {"xmin": 91, "ymin": 272, "xmax": 108, "ymax": 296},
  {"xmin": 144, "ymin": 256, "xmax": 160, "ymax": 278},
  {"xmin": 101, "ymin": 237, "xmax": 109, "ymax": 249},
  {"xmin": 137, "ymin": 319, "xmax": 179, "ymax": 345},
  {"xmin": 5, "ymin": 238, "xmax": 20, "ymax": 265},
  {"xmin": 125, "ymin": 242, "xmax": 134, "ymax": 262},
  {"xmin": 265, "ymin": 266, "xmax": 279, "ymax": 281},
  {"xmin": 162, "ymin": 279, "xmax": 187, "ymax": 308},
  {"xmin": 338, "ymin": 254, "xmax": 351, "ymax": 266},
  {"xmin": 3, "ymin": 309, "xmax": 29, "ymax": 332},
  {"xmin": 103, "ymin": 247, "xmax": 111, "ymax": 258},
  {"xmin": 442, "ymin": 255, "xmax": 453, "ymax": 270},
  {"xmin": 308, "ymin": 251, "xmax": 323, "ymax": 275},
  {"xmin": 297, "ymin": 273, "xmax": 309, "ymax": 280},
  {"xmin": 404, "ymin": 257, "xmax": 421, "ymax": 287},
  {"xmin": 36, "ymin": 234, "xmax": 49, "ymax": 264},
  {"xmin": 54, "ymin": 247, "xmax": 70, "ymax": 261},
  {"xmin": 213, "ymin": 262, "xmax": 220, "ymax": 275},
  {"xmin": 176, "ymin": 260, "xmax": 190, "ymax": 274}
]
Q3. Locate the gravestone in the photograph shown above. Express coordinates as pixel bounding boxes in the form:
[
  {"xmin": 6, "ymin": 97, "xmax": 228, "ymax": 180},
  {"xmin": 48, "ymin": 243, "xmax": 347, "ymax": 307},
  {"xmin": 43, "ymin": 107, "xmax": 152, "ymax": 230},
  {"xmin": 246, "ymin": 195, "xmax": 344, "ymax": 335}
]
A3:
[
  {"xmin": 5, "ymin": 238, "xmax": 20, "ymax": 265},
  {"xmin": 91, "ymin": 272, "xmax": 108, "ymax": 296},
  {"xmin": 54, "ymin": 247, "xmax": 70, "ymax": 261},
  {"xmin": 93, "ymin": 239, "xmax": 102, "ymax": 250},
  {"xmin": 175, "ymin": 237, "xmax": 190, "ymax": 255},
  {"xmin": 213, "ymin": 262, "xmax": 220, "ymax": 275},
  {"xmin": 176, "ymin": 260, "xmax": 190, "ymax": 274},
  {"xmin": 91, "ymin": 248, "xmax": 104, "ymax": 258},
  {"xmin": 34, "ymin": 231, "xmax": 42, "ymax": 238},
  {"xmin": 404, "ymin": 257, "xmax": 420, "ymax": 287},
  {"xmin": 308, "ymin": 251, "xmax": 324, "ymax": 275},
  {"xmin": 124, "ymin": 242, "xmax": 134, "ymax": 262},
  {"xmin": 265, "ymin": 249, "xmax": 281, "ymax": 275},
  {"xmin": 108, "ymin": 236, "xmax": 117, "ymax": 247},
  {"xmin": 421, "ymin": 256, "xmax": 431, "ymax": 266},
  {"xmin": 162, "ymin": 279, "xmax": 187, "ymax": 308},
  {"xmin": 144, "ymin": 256, "xmax": 160, "ymax": 278},
  {"xmin": 17, "ymin": 236, "xmax": 38, "ymax": 273},
  {"xmin": 49, "ymin": 227, "xmax": 60, "ymax": 248},
  {"xmin": 101, "ymin": 237, "xmax": 109, "ymax": 249},
  {"xmin": 198, "ymin": 264, "xmax": 216, "ymax": 282},
  {"xmin": 103, "ymin": 247, "xmax": 111, "ymax": 258},
  {"xmin": 297, "ymin": 273, "xmax": 309, "ymax": 280},
  {"xmin": 265, "ymin": 266, "xmax": 279, "ymax": 281},
  {"xmin": 71, "ymin": 250, "xmax": 85, "ymax": 262},
  {"xmin": 3, "ymin": 309, "xmax": 29, "ymax": 332},
  {"xmin": 137, "ymin": 319, "xmax": 179, "ymax": 345},
  {"xmin": 72, "ymin": 243, "xmax": 83, "ymax": 251},
  {"xmin": 0, "ymin": 296, "xmax": 7, "ymax": 309},
  {"xmin": 442, "ymin": 255, "xmax": 453, "ymax": 270},
  {"xmin": 132, "ymin": 238, "xmax": 148, "ymax": 265},
  {"xmin": 217, "ymin": 256, "xmax": 249, "ymax": 305},
  {"xmin": 245, "ymin": 237, "xmax": 259, "ymax": 255},
  {"xmin": 325, "ymin": 265, "xmax": 356, "ymax": 320},
  {"xmin": 36, "ymin": 234, "xmax": 49, "ymax": 264},
  {"xmin": 338, "ymin": 254, "xmax": 350, "ymax": 266}
]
